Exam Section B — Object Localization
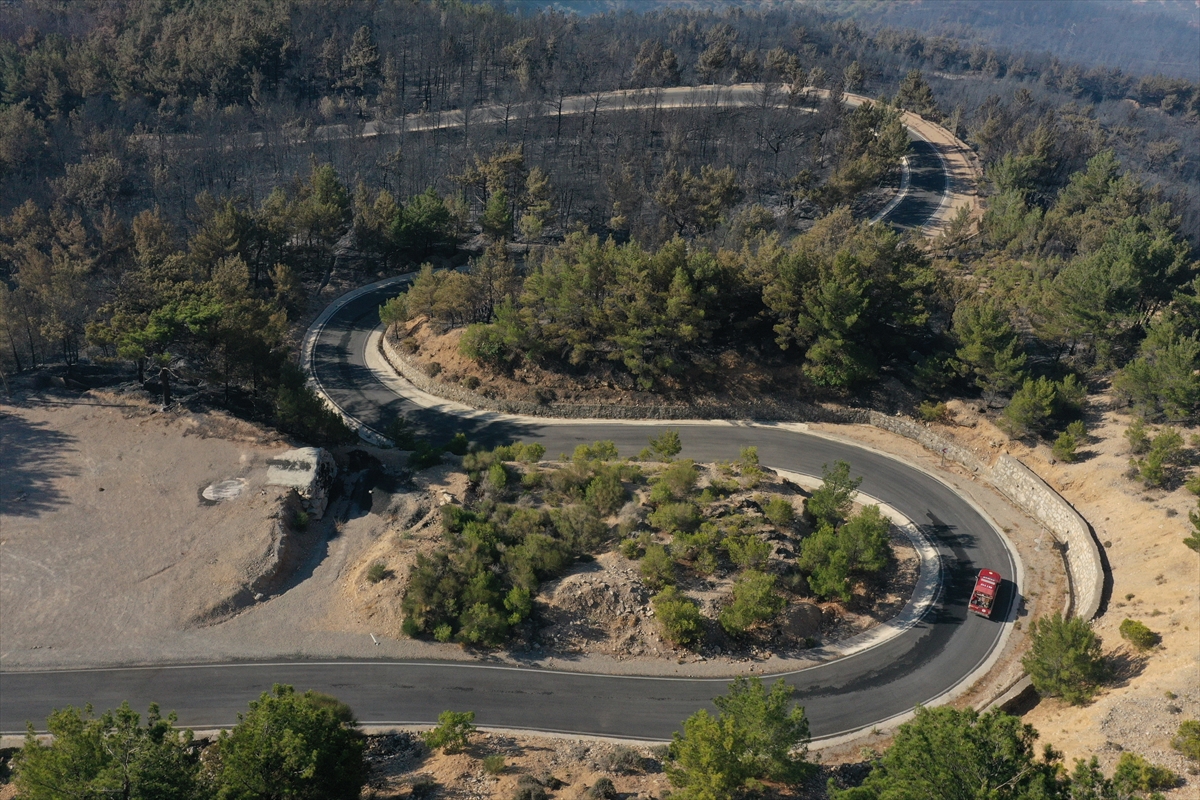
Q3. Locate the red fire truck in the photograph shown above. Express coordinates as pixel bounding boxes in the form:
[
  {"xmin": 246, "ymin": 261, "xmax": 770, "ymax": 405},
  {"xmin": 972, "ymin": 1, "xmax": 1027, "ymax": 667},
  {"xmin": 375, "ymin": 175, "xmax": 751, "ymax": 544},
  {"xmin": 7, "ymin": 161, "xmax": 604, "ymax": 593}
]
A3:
[{"xmin": 968, "ymin": 569, "xmax": 1002, "ymax": 618}]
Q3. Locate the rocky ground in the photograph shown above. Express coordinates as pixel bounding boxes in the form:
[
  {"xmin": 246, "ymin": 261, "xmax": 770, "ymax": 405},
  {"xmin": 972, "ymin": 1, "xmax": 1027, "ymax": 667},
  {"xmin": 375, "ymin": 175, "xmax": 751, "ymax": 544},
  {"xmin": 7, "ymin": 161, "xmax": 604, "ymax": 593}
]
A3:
[{"xmin": 348, "ymin": 455, "xmax": 921, "ymax": 666}]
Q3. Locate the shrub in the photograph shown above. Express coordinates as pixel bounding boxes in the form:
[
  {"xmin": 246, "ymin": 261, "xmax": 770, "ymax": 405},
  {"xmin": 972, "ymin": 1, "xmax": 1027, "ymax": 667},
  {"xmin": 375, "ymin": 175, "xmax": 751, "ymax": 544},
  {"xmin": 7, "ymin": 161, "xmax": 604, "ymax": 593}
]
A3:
[
  {"xmin": 445, "ymin": 432, "xmax": 470, "ymax": 455},
  {"xmin": 650, "ymin": 459, "xmax": 699, "ymax": 502},
  {"xmin": 601, "ymin": 744, "xmax": 644, "ymax": 774},
  {"xmin": 648, "ymin": 501, "xmax": 701, "ymax": 534},
  {"xmin": 551, "ymin": 504, "xmax": 608, "ymax": 551},
  {"xmin": 619, "ymin": 537, "xmax": 642, "ymax": 560},
  {"xmin": 1118, "ymin": 618, "xmax": 1160, "ymax": 650},
  {"xmin": 1022, "ymin": 613, "xmax": 1107, "ymax": 704},
  {"xmin": 806, "ymin": 460, "xmax": 862, "ymax": 528},
  {"xmin": 422, "ymin": 710, "xmax": 476, "ymax": 753},
  {"xmin": 1187, "ymin": 500, "xmax": 1200, "ymax": 553},
  {"xmin": 573, "ymin": 440, "xmax": 620, "ymax": 462},
  {"xmin": 649, "ymin": 429, "xmax": 683, "ymax": 460},
  {"xmin": 738, "ymin": 446, "xmax": 759, "ymax": 468},
  {"xmin": 484, "ymin": 462, "xmax": 509, "ymax": 494},
  {"xmin": 586, "ymin": 776, "xmax": 617, "ymax": 799},
  {"xmin": 918, "ymin": 401, "xmax": 952, "ymax": 423},
  {"xmin": 1001, "ymin": 376, "xmax": 1057, "ymax": 436},
  {"xmin": 652, "ymin": 586, "xmax": 704, "ymax": 648},
  {"xmin": 426, "ymin": 361, "xmax": 442, "ymax": 377},
  {"xmin": 585, "ymin": 468, "xmax": 626, "ymax": 515},
  {"xmin": 366, "ymin": 561, "xmax": 389, "ymax": 583},
  {"xmin": 462, "ymin": 375, "xmax": 481, "ymax": 390},
  {"xmin": 482, "ymin": 754, "xmax": 506, "ymax": 774},
  {"xmin": 1052, "ymin": 431, "xmax": 1077, "ymax": 462},
  {"xmin": 763, "ymin": 496, "xmax": 795, "ymax": 526},
  {"xmin": 725, "ymin": 534, "xmax": 772, "ymax": 570},
  {"xmin": 293, "ymin": 509, "xmax": 311, "ymax": 531},
  {"xmin": 671, "ymin": 522, "xmax": 722, "ymax": 574},
  {"xmin": 1126, "ymin": 418, "xmax": 1151, "ymax": 454},
  {"xmin": 408, "ymin": 441, "xmax": 443, "ymax": 470},
  {"xmin": 799, "ymin": 505, "xmax": 891, "ymax": 602},
  {"xmin": 640, "ymin": 544, "xmax": 675, "ymax": 589},
  {"xmin": 513, "ymin": 775, "xmax": 549, "ymax": 800},
  {"xmin": 1112, "ymin": 752, "xmax": 1178, "ymax": 793},
  {"xmin": 1066, "ymin": 419, "xmax": 1087, "ymax": 443},
  {"xmin": 1171, "ymin": 719, "xmax": 1200, "ymax": 760},
  {"xmin": 719, "ymin": 570, "xmax": 784, "ymax": 636},
  {"xmin": 1136, "ymin": 427, "xmax": 1185, "ymax": 488}
]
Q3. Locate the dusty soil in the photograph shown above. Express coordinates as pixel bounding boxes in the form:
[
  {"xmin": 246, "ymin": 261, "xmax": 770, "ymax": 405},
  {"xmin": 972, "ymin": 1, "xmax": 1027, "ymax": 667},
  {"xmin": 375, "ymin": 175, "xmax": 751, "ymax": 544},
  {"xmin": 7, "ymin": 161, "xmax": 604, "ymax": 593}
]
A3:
[
  {"xmin": 356, "ymin": 729, "xmax": 869, "ymax": 800},
  {"xmin": 0, "ymin": 392, "xmax": 304, "ymax": 660},
  {"xmin": 891, "ymin": 399, "xmax": 1199, "ymax": 792},
  {"xmin": 402, "ymin": 317, "xmax": 824, "ymax": 415}
]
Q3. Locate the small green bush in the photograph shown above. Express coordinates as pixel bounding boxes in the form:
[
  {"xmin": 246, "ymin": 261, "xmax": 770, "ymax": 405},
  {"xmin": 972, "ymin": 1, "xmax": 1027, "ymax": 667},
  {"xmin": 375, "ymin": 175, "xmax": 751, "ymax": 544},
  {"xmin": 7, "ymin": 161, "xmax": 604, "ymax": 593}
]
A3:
[
  {"xmin": 649, "ymin": 429, "xmax": 683, "ymax": 460},
  {"xmin": 422, "ymin": 710, "xmax": 476, "ymax": 753},
  {"xmin": 619, "ymin": 537, "xmax": 642, "ymax": 560},
  {"xmin": 1171, "ymin": 719, "xmax": 1200, "ymax": 760},
  {"xmin": 1066, "ymin": 419, "xmax": 1087, "ymax": 442},
  {"xmin": 462, "ymin": 375, "xmax": 481, "ymax": 390},
  {"xmin": 652, "ymin": 586, "xmax": 704, "ymax": 648},
  {"xmin": 1118, "ymin": 618, "xmax": 1160, "ymax": 650},
  {"xmin": 445, "ymin": 432, "xmax": 470, "ymax": 455},
  {"xmin": 1125, "ymin": 418, "xmax": 1151, "ymax": 454},
  {"xmin": 293, "ymin": 509, "xmax": 311, "ymax": 531},
  {"xmin": 485, "ymin": 462, "xmax": 509, "ymax": 493},
  {"xmin": 725, "ymin": 534, "xmax": 772, "ymax": 570},
  {"xmin": 1052, "ymin": 431, "xmax": 1077, "ymax": 462},
  {"xmin": 640, "ymin": 544, "xmax": 675, "ymax": 589},
  {"xmin": 586, "ymin": 469, "xmax": 626, "ymax": 515},
  {"xmin": 918, "ymin": 400, "xmax": 952, "ymax": 423},
  {"xmin": 1187, "ymin": 500, "xmax": 1200, "ymax": 552},
  {"xmin": 366, "ymin": 561, "xmax": 389, "ymax": 583},
  {"xmin": 763, "ymin": 496, "xmax": 795, "ymax": 526},
  {"xmin": 650, "ymin": 460, "xmax": 699, "ymax": 502},
  {"xmin": 482, "ymin": 754, "xmax": 507, "ymax": 774},
  {"xmin": 719, "ymin": 570, "xmax": 784, "ymax": 636},
  {"xmin": 426, "ymin": 361, "xmax": 442, "ymax": 377},
  {"xmin": 648, "ymin": 501, "xmax": 701, "ymax": 534},
  {"xmin": 408, "ymin": 441, "xmax": 443, "ymax": 470},
  {"xmin": 1112, "ymin": 752, "xmax": 1177, "ymax": 793}
]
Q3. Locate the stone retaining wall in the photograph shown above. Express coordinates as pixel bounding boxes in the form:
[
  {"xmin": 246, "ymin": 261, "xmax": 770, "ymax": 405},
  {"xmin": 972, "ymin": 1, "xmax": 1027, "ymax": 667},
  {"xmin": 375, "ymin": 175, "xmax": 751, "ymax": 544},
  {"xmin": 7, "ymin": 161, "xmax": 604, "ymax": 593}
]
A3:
[
  {"xmin": 865, "ymin": 411, "xmax": 1101, "ymax": 620},
  {"xmin": 382, "ymin": 328, "xmax": 1104, "ymax": 622},
  {"xmin": 988, "ymin": 456, "xmax": 1102, "ymax": 620}
]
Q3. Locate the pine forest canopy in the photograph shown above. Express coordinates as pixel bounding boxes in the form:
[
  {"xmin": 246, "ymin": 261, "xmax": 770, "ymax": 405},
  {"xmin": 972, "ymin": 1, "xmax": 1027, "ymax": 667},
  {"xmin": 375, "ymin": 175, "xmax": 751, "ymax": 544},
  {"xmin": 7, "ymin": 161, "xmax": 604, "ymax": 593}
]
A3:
[{"xmin": 0, "ymin": 0, "xmax": 1197, "ymax": 431}]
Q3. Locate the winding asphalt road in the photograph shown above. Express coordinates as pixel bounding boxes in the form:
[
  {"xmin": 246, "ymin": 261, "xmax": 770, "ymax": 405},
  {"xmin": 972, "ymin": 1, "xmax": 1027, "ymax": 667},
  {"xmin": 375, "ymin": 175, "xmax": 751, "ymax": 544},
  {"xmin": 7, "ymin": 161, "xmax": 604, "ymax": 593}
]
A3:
[{"xmin": 1, "ymin": 90, "xmax": 1005, "ymax": 743}]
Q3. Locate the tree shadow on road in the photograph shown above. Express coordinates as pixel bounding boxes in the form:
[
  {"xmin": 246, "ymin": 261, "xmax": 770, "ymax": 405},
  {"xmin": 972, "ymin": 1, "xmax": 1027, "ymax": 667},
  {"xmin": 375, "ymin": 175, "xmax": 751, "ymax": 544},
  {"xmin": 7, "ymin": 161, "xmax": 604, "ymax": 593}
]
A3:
[{"xmin": 0, "ymin": 409, "xmax": 78, "ymax": 518}]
